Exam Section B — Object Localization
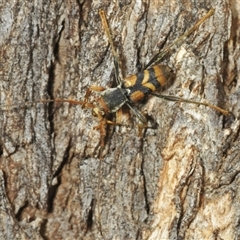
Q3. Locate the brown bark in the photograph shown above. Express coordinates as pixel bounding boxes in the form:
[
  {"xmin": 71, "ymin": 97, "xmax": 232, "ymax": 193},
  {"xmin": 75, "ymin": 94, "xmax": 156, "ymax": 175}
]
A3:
[{"xmin": 0, "ymin": 0, "xmax": 239, "ymax": 239}]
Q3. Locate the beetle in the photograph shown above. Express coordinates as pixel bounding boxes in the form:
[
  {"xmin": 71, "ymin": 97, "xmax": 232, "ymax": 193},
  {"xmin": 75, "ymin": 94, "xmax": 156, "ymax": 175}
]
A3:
[{"xmin": 80, "ymin": 9, "xmax": 228, "ymax": 146}]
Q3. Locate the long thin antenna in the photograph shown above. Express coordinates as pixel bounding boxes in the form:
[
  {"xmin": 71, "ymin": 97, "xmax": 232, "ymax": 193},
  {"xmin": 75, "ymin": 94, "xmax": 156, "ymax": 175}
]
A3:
[
  {"xmin": 99, "ymin": 9, "xmax": 121, "ymax": 85},
  {"xmin": 144, "ymin": 9, "xmax": 215, "ymax": 69},
  {"xmin": 0, "ymin": 99, "xmax": 94, "ymax": 110},
  {"xmin": 151, "ymin": 93, "xmax": 229, "ymax": 115}
]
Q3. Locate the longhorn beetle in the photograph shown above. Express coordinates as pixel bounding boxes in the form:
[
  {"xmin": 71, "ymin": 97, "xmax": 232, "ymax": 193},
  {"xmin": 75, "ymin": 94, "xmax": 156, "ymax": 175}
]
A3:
[
  {"xmin": 81, "ymin": 8, "xmax": 228, "ymax": 146},
  {"xmin": 1, "ymin": 9, "xmax": 228, "ymax": 147}
]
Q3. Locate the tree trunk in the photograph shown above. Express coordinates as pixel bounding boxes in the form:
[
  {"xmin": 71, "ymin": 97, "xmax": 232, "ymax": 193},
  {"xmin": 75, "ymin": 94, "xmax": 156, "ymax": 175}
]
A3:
[{"xmin": 0, "ymin": 0, "xmax": 239, "ymax": 239}]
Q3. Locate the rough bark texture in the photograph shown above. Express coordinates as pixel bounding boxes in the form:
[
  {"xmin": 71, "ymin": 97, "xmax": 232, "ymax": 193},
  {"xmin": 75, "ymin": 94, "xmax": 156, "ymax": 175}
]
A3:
[{"xmin": 0, "ymin": 0, "xmax": 239, "ymax": 239}]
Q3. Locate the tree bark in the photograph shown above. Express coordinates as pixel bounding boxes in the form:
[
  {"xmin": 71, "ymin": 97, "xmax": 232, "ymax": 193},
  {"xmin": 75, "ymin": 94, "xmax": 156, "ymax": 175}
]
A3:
[{"xmin": 0, "ymin": 0, "xmax": 239, "ymax": 239}]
